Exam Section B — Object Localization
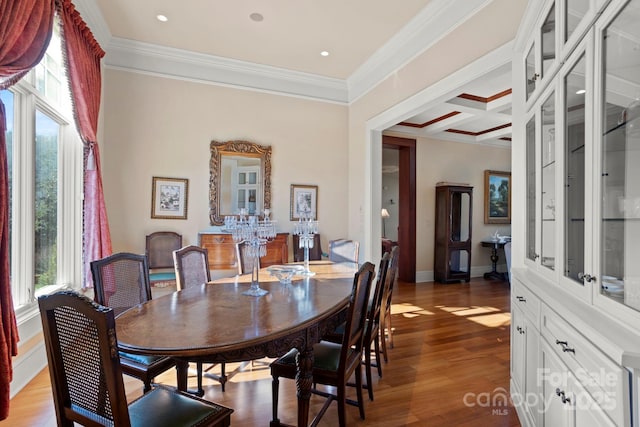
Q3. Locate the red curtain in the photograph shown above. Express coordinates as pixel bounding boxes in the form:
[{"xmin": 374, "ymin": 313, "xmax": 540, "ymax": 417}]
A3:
[
  {"xmin": 56, "ymin": 0, "xmax": 112, "ymax": 289},
  {"xmin": 0, "ymin": 0, "xmax": 55, "ymax": 419}
]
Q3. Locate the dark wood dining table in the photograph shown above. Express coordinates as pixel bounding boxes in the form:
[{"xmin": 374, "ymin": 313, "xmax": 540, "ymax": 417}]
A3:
[{"xmin": 115, "ymin": 261, "xmax": 357, "ymax": 427}]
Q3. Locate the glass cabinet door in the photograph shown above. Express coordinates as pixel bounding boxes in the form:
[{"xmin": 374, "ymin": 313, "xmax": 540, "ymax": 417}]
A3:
[
  {"xmin": 564, "ymin": 54, "xmax": 587, "ymax": 285},
  {"xmin": 599, "ymin": 0, "xmax": 640, "ymax": 310},
  {"xmin": 450, "ymin": 192, "xmax": 471, "ymax": 242},
  {"xmin": 542, "ymin": 3, "xmax": 557, "ymax": 80},
  {"xmin": 526, "ymin": 44, "xmax": 537, "ymax": 101},
  {"xmin": 526, "ymin": 116, "xmax": 538, "ymax": 262},
  {"xmin": 541, "ymin": 91, "xmax": 557, "ymax": 271},
  {"xmin": 565, "ymin": 0, "xmax": 589, "ymax": 42}
]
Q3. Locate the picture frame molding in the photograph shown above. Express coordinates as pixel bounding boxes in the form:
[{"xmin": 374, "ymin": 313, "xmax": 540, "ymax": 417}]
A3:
[
  {"xmin": 151, "ymin": 176, "xmax": 189, "ymax": 220},
  {"xmin": 290, "ymin": 184, "xmax": 318, "ymax": 221},
  {"xmin": 484, "ymin": 170, "xmax": 511, "ymax": 224}
]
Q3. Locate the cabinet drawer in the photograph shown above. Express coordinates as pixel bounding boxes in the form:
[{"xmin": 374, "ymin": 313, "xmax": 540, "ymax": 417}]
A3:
[
  {"xmin": 512, "ymin": 279, "xmax": 540, "ymax": 325},
  {"xmin": 541, "ymin": 306, "xmax": 628, "ymax": 426},
  {"xmin": 198, "ymin": 232, "xmax": 289, "ymax": 271}
]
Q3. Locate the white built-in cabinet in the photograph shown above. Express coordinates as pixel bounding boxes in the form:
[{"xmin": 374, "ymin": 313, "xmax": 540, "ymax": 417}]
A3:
[{"xmin": 512, "ymin": 0, "xmax": 640, "ymax": 425}]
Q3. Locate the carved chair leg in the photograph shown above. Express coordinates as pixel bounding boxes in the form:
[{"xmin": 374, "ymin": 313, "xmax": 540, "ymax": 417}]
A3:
[
  {"xmin": 220, "ymin": 362, "xmax": 227, "ymax": 392},
  {"xmin": 271, "ymin": 375, "xmax": 280, "ymax": 424},
  {"xmin": 197, "ymin": 362, "xmax": 204, "ymax": 396}
]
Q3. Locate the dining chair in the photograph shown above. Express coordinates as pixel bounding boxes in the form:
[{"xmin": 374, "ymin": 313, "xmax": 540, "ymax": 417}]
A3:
[
  {"xmin": 173, "ymin": 245, "xmax": 227, "ymax": 394},
  {"xmin": 146, "ymin": 231, "xmax": 182, "ymax": 286},
  {"xmin": 324, "ymin": 252, "xmax": 391, "ymax": 401},
  {"xmin": 270, "ymin": 261, "xmax": 376, "ymax": 427},
  {"xmin": 329, "ymin": 239, "xmax": 360, "ymax": 264},
  {"xmin": 292, "ymin": 233, "xmax": 323, "ymax": 262},
  {"xmin": 380, "ymin": 246, "xmax": 400, "ymax": 359},
  {"xmin": 235, "ymin": 241, "xmax": 259, "ymax": 275},
  {"xmin": 91, "ymin": 252, "xmax": 177, "ymax": 393},
  {"xmin": 38, "ymin": 290, "xmax": 233, "ymax": 427}
]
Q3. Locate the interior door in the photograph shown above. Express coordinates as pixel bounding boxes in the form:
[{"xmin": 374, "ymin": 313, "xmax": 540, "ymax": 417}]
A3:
[{"xmin": 383, "ymin": 136, "xmax": 416, "ymax": 282}]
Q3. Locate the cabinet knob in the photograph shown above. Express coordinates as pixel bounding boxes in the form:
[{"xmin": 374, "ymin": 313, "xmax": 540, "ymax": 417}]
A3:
[{"xmin": 577, "ymin": 272, "xmax": 595, "ymax": 283}]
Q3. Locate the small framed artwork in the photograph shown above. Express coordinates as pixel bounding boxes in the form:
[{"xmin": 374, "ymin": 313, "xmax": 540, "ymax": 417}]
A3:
[
  {"xmin": 151, "ymin": 177, "xmax": 189, "ymax": 219},
  {"xmin": 290, "ymin": 184, "xmax": 318, "ymax": 220},
  {"xmin": 484, "ymin": 170, "xmax": 511, "ymax": 224}
]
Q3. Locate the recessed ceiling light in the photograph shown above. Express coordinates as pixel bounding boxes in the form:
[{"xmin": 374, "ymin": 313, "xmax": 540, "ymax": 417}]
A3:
[
  {"xmin": 320, "ymin": 51, "xmax": 330, "ymax": 57},
  {"xmin": 576, "ymin": 89, "xmax": 586, "ymax": 94},
  {"xmin": 250, "ymin": 13, "xmax": 264, "ymax": 22},
  {"xmin": 156, "ymin": 14, "xmax": 168, "ymax": 22}
]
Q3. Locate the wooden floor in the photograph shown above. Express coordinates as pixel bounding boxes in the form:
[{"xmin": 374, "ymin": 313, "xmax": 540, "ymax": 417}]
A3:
[{"xmin": 5, "ymin": 277, "xmax": 521, "ymax": 427}]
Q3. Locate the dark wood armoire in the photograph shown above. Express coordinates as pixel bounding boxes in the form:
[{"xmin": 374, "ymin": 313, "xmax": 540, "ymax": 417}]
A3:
[{"xmin": 434, "ymin": 183, "xmax": 473, "ymax": 283}]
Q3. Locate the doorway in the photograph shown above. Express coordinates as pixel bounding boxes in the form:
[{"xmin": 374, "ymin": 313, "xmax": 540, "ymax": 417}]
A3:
[{"xmin": 383, "ymin": 136, "xmax": 416, "ymax": 282}]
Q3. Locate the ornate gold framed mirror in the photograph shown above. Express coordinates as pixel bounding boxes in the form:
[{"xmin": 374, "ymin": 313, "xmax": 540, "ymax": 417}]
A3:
[{"xmin": 209, "ymin": 140, "xmax": 272, "ymax": 225}]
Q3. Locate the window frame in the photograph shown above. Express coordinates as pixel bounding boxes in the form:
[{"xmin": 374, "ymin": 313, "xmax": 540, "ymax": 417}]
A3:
[{"xmin": 4, "ymin": 55, "xmax": 83, "ymax": 319}]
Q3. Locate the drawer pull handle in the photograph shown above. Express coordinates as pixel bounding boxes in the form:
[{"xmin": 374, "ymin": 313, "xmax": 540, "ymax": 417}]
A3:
[
  {"xmin": 214, "ymin": 237, "xmax": 225, "ymax": 243},
  {"xmin": 555, "ymin": 388, "xmax": 571, "ymax": 404},
  {"xmin": 556, "ymin": 340, "xmax": 576, "ymax": 354}
]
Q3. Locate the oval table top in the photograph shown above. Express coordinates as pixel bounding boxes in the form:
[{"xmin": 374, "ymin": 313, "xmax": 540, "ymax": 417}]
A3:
[{"xmin": 115, "ymin": 262, "xmax": 356, "ymax": 358}]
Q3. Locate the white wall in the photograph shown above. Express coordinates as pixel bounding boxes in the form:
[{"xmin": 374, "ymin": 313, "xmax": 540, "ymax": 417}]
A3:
[
  {"xmin": 101, "ymin": 69, "xmax": 349, "ymax": 256},
  {"xmin": 347, "ymin": 0, "xmax": 527, "ymax": 264}
]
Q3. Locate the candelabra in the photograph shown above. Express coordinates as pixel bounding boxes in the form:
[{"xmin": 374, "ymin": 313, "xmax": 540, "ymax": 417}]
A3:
[
  {"xmin": 293, "ymin": 210, "xmax": 318, "ymax": 276},
  {"xmin": 224, "ymin": 209, "xmax": 276, "ymax": 296}
]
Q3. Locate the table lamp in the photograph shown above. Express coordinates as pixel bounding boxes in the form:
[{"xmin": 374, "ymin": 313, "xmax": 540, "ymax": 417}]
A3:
[{"xmin": 381, "ymin": 208, "xmax": 390, "ymax": 238}]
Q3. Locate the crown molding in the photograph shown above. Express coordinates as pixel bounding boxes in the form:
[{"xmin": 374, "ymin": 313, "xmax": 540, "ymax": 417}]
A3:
[
  {"xmin": 71, "ymin": 0, "xmax": 112, "ymax": 50},
  {"xmin": 78, "ymin": 0, "xmax": 496, "ymax": 104},
  {"xmin": 347, "ymin": 0, "xmax": 494, "ymax": 103},
  {"xmin": 104, "ymin": 37, "xmax": 349, "ymax": 104}
]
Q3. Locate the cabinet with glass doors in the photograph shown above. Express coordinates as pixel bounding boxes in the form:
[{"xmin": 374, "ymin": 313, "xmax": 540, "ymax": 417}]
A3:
[
  {"xmin": 513, "ymin": 0, "xmax": 640, "ymax": 425},
  {"xmin": 523, "ymin": 0, "xmax": 640, "ymax": 311}
]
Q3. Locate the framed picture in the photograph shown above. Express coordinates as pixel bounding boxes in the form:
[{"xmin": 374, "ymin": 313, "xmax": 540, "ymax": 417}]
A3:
[
  {"xmin": 151, "ymin": 177, "xmax": 189, "ymax": 219},
  {"xmin": 290, "ymin": 184, "xmax": 318, "ymax": 220},
  {"xmin": 484, "ymin": 170, "xmax": 511, "ymax": 224}
]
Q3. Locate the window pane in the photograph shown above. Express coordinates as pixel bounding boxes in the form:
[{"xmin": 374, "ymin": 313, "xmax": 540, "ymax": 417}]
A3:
[
  {"xmin": 34, "ymin": 110, "xmax": 59, "ymax": 289},
  {"xmin": 35, "ymin": 21, "xmax": 63, "ymax": 107},
  {"xmin": 0, "ymin": 90, "xmax": 13, "ymax": 283}
]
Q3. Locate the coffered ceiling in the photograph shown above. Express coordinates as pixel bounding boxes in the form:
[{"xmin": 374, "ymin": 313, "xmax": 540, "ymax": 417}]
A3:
[
  {"xmin": 387, "ymin": 65, "xmax": 512, "ymax": 147},
  {"xmin": 87, "ymin": 0, "xmax": 514, "ymax": 147}
]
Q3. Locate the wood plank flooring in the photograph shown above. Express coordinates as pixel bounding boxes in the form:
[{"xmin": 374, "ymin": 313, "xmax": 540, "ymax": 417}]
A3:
[{"xmin": 4, "ymin": 277, "xmax": 521, "ymax": 427}]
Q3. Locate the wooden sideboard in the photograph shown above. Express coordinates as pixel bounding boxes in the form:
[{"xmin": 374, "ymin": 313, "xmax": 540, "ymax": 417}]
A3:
[{"xmin": 198, "ymin": 232, "xmax": 289, "ymax": 271}]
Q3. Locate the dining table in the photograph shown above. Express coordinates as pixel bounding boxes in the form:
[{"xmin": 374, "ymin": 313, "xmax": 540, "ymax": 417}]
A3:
[{"xmin": 115, "ymin": 260, "xmax": 358, "ymax": 427}]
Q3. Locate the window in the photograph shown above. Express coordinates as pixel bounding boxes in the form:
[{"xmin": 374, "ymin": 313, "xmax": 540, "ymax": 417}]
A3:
[{"xmin": 1, "ymin": 18, "xmax": 83, "ymax": 313}]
